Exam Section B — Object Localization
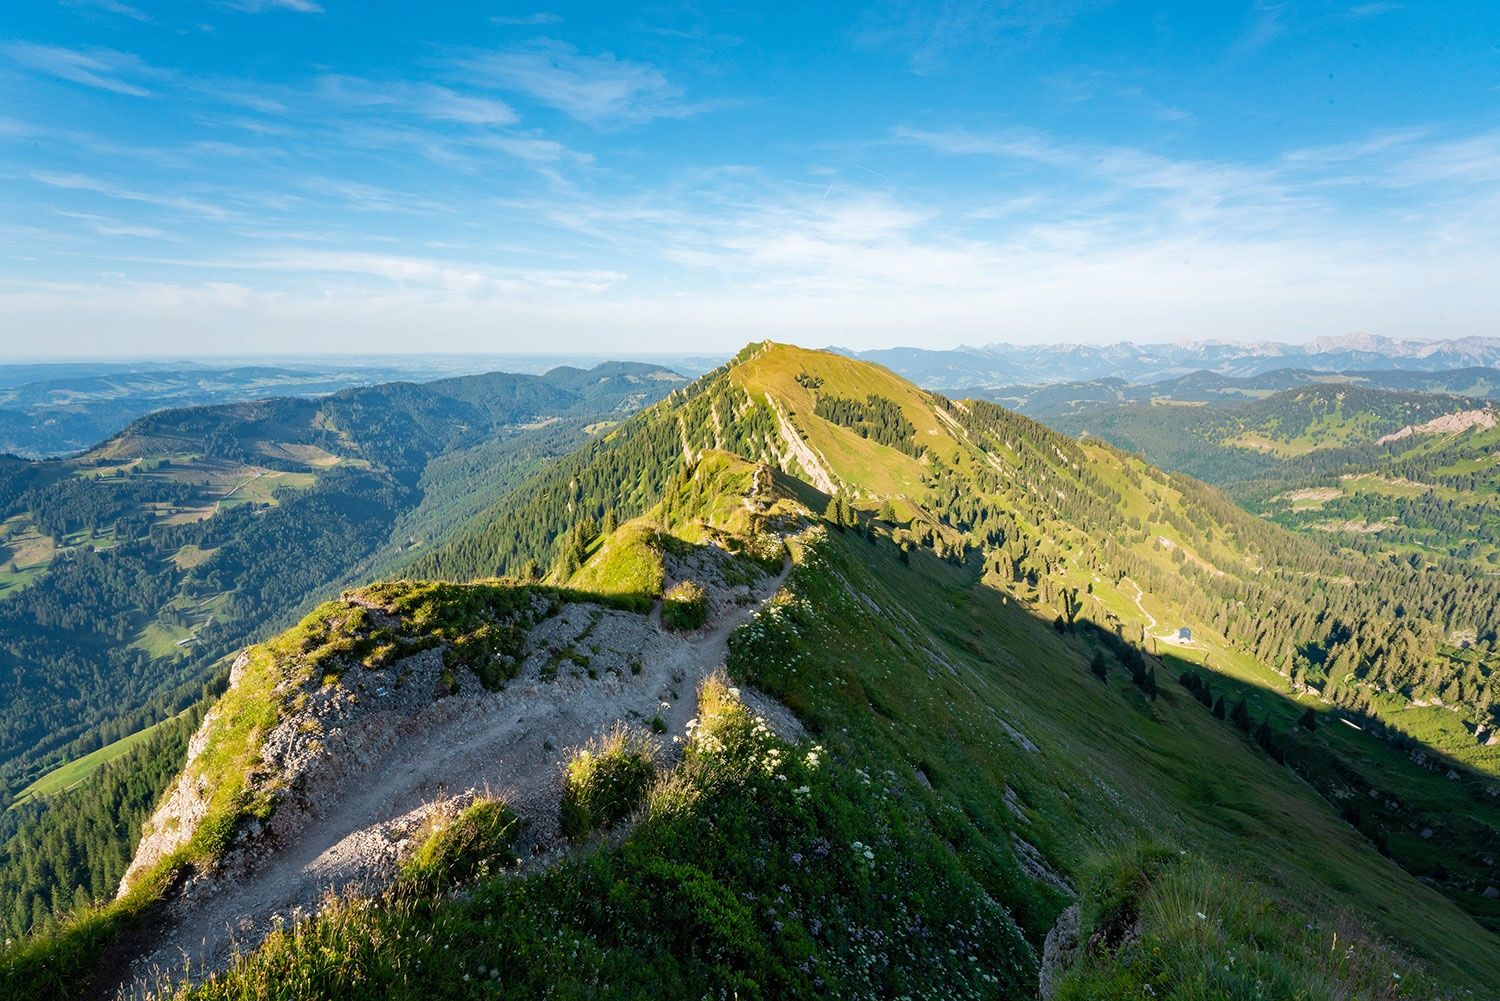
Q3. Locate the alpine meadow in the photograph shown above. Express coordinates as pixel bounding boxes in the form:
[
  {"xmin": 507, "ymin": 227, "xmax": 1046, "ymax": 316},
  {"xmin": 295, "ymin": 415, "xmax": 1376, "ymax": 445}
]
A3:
[{"xmin": 4, "ymin": 3, "xmax": 1500, "ymax": 1000}]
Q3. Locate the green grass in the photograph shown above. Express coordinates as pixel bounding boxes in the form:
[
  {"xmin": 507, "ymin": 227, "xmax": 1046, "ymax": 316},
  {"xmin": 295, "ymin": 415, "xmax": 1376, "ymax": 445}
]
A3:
[
  {"xmin": 661, "ymin": 580, "xmax": 708, "ymax": 631},
  {"xmin": 1053, "ymin": 840, "xmax": 1437, "ymax": 999},
  {"xmin": 725, "ymin": 529, "xmax": 1500, "ymax": 991},
  {"xmin": 0, "ymin": 560, "xmax": 47, "ymax": 598},
  {"xmin": 568, "ymin": 522, "xmax": 665, "ymax": 608},
  {"xmin": 131, "ymin": 620, "xmax": 194, "ymax": 659},
  {"xmin": 9, "ymin": 716, "xmax": 178, "ymax": 808},
  {"xmin": 218, "ymin": 469, "xmax": 318, "ymax": 508},
  {"xmin": 558, "ymin": 724, "xmax": 658, "ymax": 841},
  {"xmin": 398, "ymin": 797, "xmax": 523, "ymax": 894}
]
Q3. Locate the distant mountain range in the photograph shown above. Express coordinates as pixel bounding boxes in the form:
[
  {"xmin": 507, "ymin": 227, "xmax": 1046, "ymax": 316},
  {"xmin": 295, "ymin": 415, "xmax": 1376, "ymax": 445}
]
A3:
[
  {"xmin": 839, "ymin": 335, "xmax": 1500, "ymax": 389},
  {"xmin": 0, "ymin": 355, "xmax": 720, "ymax": 459},
  {"xmin": 976, "ymin": 366, "xmax": 1500, "ymax": 421}
]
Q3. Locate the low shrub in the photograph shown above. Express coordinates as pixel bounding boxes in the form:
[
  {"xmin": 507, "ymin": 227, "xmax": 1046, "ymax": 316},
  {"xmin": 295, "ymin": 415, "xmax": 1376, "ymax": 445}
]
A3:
[
  {"xmin": 559, "ymin": 725, "xmax": 658, "ymax": 841},
  {"xmin": 399, "ymin": 796, "xmax": 521, "ymax": 893},
  {"xmin": 661, "ymin": 580, "xmax": 708, "ymax": 631}
]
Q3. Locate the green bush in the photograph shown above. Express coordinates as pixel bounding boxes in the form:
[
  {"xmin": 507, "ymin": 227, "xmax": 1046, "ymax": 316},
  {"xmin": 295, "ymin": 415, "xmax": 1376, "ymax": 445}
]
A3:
[
  {"xmin": 661, "ymin": 580, "xmax": 708, "ymax": 631},
  {"xmin": 559, "ymin": 725, "xmax": 658, "ymax": 841},
  {"xmin": 399, "ymin": 796, "xmax": 521, "ymax": 893}
]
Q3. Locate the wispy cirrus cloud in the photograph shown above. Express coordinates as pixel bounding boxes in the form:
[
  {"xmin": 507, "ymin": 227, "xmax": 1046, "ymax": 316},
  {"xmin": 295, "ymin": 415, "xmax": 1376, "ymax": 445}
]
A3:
[
  {"xmin": 61, "ymin": 0, "xmax": 151, "ymax": 21},
  {"xmin": 3, "ymin": 43, "xmax": 160, "ymax": 96},
  {"xmin": 1229, "ymin": 1, "xmax": 1289, "ymax": 59},
  {"xmin": 855, "ymin": 0, "xmax": 1106, "ymax": 73},
  {"xmin": 315, "ymin": 75, "xmax": 518, "ymax": 125},
  {"xmin": 99, "ymin": 248, "xmax": 626, "ymax": 296},
  {"xmin": 1347, "ymin": 2, "xmax": 1402, "ymax": 17},
  {"xmin": 462, "ymin": 40, "xmax": 693, "ymax": 126},
  {"xmin": 220, "ymin": 0, "xmax": 323, "ymax": 13},
  {"xmin": 31, "ymin": 171, "xmax": 236, "ymax": 220},
  {"xmin": 491, "ymin": 13, "xmax": 562, "ymax": 27}
]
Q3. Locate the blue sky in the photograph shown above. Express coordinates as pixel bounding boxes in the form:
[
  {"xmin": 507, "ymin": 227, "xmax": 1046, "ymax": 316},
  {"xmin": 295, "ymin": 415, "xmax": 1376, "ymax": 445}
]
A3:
[{"xmin": 2, "ymin": 1, "xmax": 1498, "ymax": 355}]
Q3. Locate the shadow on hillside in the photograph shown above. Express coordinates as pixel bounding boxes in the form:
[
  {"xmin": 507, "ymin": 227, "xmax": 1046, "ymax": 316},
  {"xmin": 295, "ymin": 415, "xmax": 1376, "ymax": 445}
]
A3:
[{"xmin": 1059, "ymin": 613, "xmax": 1500, "ymax": 935}]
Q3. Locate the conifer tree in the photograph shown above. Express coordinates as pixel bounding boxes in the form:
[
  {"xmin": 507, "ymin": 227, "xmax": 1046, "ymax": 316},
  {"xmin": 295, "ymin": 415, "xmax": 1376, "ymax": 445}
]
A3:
[{"xmin": 1231, "ymin": 695, "xmax": 1251, "ymax": 732}]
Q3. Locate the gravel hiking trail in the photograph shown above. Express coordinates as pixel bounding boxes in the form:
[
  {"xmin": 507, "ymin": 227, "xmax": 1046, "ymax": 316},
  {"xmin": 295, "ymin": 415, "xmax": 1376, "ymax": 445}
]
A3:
[{"xmin": 114, "ymin": 563, "xmax": 792, "ymax": 1000}]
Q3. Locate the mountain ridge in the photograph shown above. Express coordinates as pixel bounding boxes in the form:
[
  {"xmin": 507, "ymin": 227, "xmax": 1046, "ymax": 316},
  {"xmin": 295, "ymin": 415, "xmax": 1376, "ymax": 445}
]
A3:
[{"xmin": 5, "ymin": 342, "xmax": 1499, "ymax": 1000}]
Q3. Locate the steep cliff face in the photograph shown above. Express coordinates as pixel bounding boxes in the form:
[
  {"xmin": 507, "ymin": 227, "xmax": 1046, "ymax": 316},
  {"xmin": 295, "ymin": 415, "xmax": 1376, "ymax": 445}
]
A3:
[{"xmin": 118, "ymin": 652, "xmax": 252, "ymax": 897}]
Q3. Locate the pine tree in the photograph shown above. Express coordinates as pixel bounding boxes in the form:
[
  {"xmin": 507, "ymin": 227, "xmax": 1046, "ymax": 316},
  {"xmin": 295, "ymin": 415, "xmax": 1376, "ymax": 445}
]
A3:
[
  {"xmin": 1212, "ymin": 695, "xmax": 1226, "ymax": 719},
  {"xmin": 1298, "ymin": 707, "xmax": 1318, "ymax": 731},
  {"xmin": 1090, "ymin": 651, "xmax": 1108, "ymax": 682},
  {"xmin": 1231, "ymin": 695, "xmax": 1251, "ymax": 732}
]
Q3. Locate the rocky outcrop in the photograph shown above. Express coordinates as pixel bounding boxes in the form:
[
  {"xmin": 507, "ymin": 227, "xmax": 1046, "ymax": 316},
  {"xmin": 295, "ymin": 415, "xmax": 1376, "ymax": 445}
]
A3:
[
  {"xmin": 1376, "ymin": 407, "xmax": 1496, "ymax": 445},
  {"xmin": 767, "ymin": 394, "xmax": 838, "ymax": 494},
  {"xmin": 1037, "ymin": 904, "xmax": 1081, "ymax": 999},
  {"xmin": 118, "ymin": 651, "xmax": 253, "ymax": 896}
]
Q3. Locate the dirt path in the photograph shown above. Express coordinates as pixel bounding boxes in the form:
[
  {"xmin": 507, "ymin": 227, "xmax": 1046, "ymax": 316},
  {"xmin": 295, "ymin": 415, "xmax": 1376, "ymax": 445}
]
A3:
[
  {"xmin": 116, "ymin": 565, "xmax": 791, "ymax": 999},
  {"xmin": 1125, "ymin": 578, "xmax": 1157, "ymax": 633}
]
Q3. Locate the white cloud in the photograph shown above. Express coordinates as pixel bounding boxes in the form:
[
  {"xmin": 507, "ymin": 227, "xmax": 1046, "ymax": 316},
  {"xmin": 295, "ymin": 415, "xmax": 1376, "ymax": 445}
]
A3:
[
  {"xmin": 221, "ymin": 0, "xmax": 323, "ymax": 13},
  {"xmin": 491, "ymin": 13, "xmax": 562, "ymax": 27},
  {"xmin": 3, "ymin": 43, "xmax": 158, "ymax": 97},
  {"xmin": 31, "ymin": 171, "xmax": 235, "ymax": 220},
  {"xmin": 855, "ymin": 0, "xmax": 1106, "ymax": 74},
  {"xmin": 62, "ymin": 0, "xmax": 151, "ymax": 21},
  {"xmin": 315, "ymin": 75, "xmax": 518, "ymax": 125},
  {"xmin": 463, "ymin": 41, "xmax": 692, "ymax": 126}
]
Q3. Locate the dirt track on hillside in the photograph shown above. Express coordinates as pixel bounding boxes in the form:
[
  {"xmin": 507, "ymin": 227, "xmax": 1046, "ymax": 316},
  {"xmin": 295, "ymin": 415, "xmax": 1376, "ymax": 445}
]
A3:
[{"xmin": 114, "ymin": 564, "xmax": 792, "ymax": 1000}]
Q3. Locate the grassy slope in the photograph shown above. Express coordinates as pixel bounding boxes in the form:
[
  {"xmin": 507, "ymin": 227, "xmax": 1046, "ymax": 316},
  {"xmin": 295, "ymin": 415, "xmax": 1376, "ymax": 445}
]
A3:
[
  {"xmin": 8, "ymin": 717, "xmax": 178, "ymax": 808},
  {"xmin": 726, "ymin": 344, "xmax": 1500, "ymax": 933},
  {"xmin": 736, "ymin": 528, "xmax": 1500, "ymax": 989}
]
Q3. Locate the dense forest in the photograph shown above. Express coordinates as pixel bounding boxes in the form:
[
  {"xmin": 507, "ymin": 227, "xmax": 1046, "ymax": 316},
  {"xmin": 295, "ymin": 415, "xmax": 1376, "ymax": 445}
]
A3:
[
  {"xmin": 0, "ymin": 702, "xmax": 206, "ymax": 938},
  {"xmin": 811, "ymin": 393, "xmax": 927, "ymax": 457}
]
